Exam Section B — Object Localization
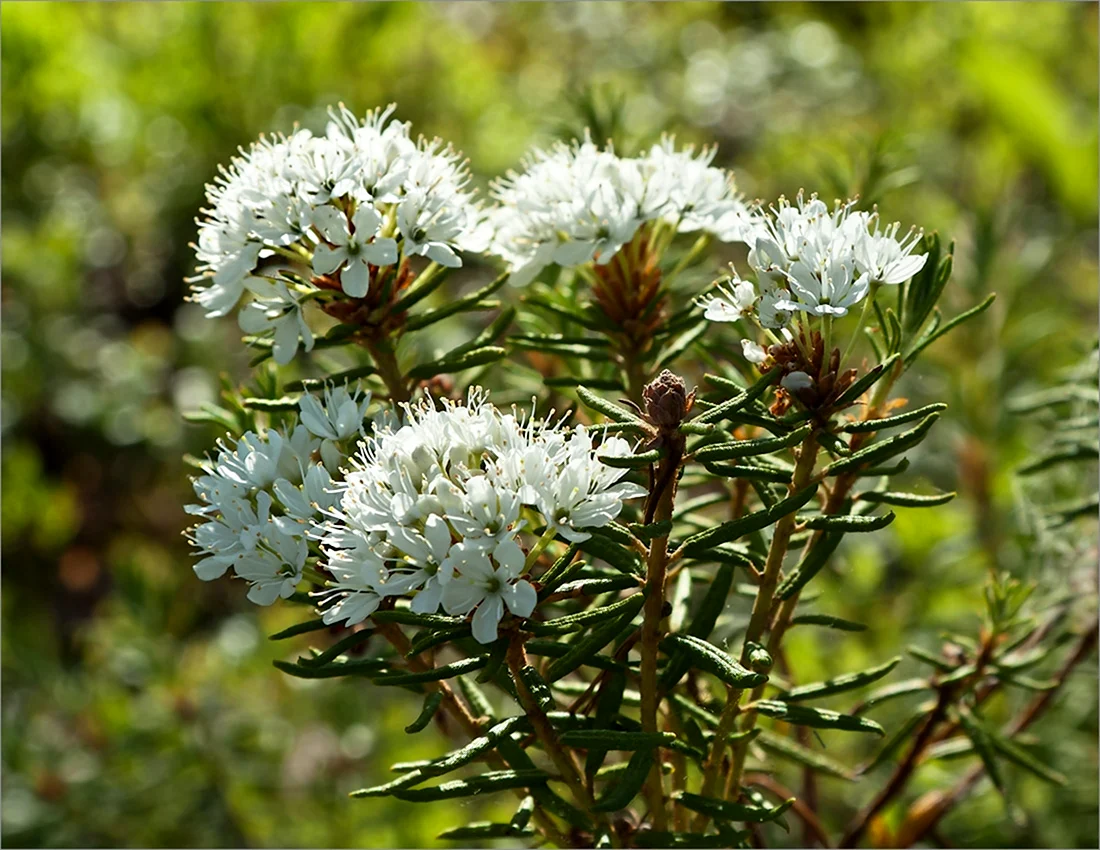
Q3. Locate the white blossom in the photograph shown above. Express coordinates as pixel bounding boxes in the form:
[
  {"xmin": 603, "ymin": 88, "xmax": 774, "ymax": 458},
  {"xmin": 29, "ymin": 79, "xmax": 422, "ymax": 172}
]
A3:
[
  {"xmin": 313, "ymin": 389, "xmax": 646, "ymax": 642},
  {"xmin": 190, "ymin": 104, "xmax": 487, "ymax": 349},
  {"xmin": 489, "ymin": 134, "xmax": 755, "ymax": 286}
]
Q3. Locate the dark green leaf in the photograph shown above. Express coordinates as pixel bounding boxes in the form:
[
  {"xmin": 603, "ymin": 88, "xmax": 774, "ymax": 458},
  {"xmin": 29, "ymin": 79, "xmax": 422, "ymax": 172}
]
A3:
[
  {"xmin": 405, "ymin": 692, "xmax": 444, "ymax": 734},
  {"xmin": 781, "ymin": 656, "xmax": 901, "ymax": 702},
  {"xmin": 753, "ymin": 700, "xmax": 885, "ymax": 735},
  {"xmin": 678, "ymin": 483, "xmax": 819, "ymax": 558},
  {"xmin": 673, "ymin": 791, "xmax": 796, "ymax": 824},
  {"xmin": 660, "ymin": 634, "xmax": 768, "ymax": 689},
  {"xmin": 391, "ymin": 769, "xmax": 550, "ymax": 802},
  {"xmin": 789, "ymin": 613, "xmax": 867, "ymax": 632}
]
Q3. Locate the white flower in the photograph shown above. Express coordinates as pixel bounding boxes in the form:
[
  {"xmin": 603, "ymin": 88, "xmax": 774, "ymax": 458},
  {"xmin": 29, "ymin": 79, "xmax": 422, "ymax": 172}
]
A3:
[
  {"xmin": 311, "ymin": 389, "xmax": 646, "ymax": 634},
  {"xmin": 852, "ymin": 217, "xmax": 927, "ymax": 285},
  {"xmin": 298, "ymin": 385, "xmax": 371, "ymax": 442},
  {"xmin": 706, "ymin": 192, "xmax": 927, "ymax": 326},
  {"xmin": 489, "ymin": 134, "xmax": 755, "ymax": 285},
  {"xmin": 190, "ymin": 103, "xmax": 485, "ymax": 333},
  {"xmin": 311, "ymin": 204, "xmax": 398, "ymax": 298},
  {"xmin": 742, "ymin": 340, "xmax": 768, "ymax": 364},
  {"xmin": 237, "ymin": 279, "xmax": 314, "ymax": 365},
  {"xmin": 441, "ymin": 550, "xmax": 537, "ymax": 644},
  {"xmin": 700, "ymin": 275, "xmax": 757, "ymax": 323},
  {"xmin": 785, "ymin": 256, "xmax": 870, "ymax": 317}
]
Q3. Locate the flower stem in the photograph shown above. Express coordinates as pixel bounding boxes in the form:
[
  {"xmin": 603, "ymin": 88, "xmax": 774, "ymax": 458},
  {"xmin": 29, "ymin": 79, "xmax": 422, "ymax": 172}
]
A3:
[
  {"xmin": 368, "ymin": 339, "xmax": 411, "ymax": 403},
  {"xmin": 524, "ymin": 526, "xmax": 559, "ymax": 573},
  {"xmin": 841, "ymin": 282, "xmax": 880, "ymax": 367},
  {"xmin": 694, "ymin": 428, "xmax": 819, "ymax": 832}
]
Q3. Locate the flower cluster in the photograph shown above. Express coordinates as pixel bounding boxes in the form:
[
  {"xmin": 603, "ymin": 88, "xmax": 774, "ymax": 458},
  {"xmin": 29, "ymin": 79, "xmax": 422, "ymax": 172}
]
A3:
[
  {"xmin": 488, "ymin": 135, "xmax": 757, "ymax": 286},
  {"xmin": 190, "ymin": 104, "xmax": 489, "ymax": 363},
  {"xmin": 315, "ymin": 390, "xmax": 647, "ymax": 643},
  {"xmin": 700, "ymin": 192, "xmax": 928, "ymax": 331},
  {"xmin": 185, "ymin": 386, "xmax": 370, "ymax": 604}
]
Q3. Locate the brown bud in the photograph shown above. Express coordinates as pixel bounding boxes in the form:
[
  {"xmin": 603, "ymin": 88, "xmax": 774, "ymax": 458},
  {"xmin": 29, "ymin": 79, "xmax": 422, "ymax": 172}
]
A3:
[{"xmin": 642, "ymin": 369, "xmax": 695, "ymax": 429}]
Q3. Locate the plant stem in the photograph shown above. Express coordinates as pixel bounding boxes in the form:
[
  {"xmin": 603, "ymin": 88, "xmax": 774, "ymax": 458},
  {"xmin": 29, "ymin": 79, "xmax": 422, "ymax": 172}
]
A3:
[
  {"xmin": 693, "ymin": 429, "xmax": 819, "ymax": 832},
  {"xmin": 506, "ymin": 641, "xmax": 604, "ymax": 829},
  {"xmin": 896, "ymin": 623, "xmax": 1098, "ymax": 848},
  {"xmin": 639, "ymin": 449, "xmax": 680, "ymax": 832},
  {"xmin": 368, "ymin": 339, "xmax": 411, "ymax": 403},
  {"xmin": 377, "ymin": 622, "xmax": 572, "ymax": 848}
]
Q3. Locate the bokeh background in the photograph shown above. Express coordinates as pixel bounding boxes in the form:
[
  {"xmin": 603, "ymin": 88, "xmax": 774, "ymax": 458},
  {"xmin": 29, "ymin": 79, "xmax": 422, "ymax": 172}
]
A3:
[{"xmin": 2, "ymin": 2, "xmax": 1097, "ymax": 847}]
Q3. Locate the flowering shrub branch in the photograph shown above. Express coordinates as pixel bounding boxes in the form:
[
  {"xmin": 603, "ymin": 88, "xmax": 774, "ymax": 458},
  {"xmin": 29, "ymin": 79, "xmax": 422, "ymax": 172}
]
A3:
[{"xmin": 180, "ymin": 103, "xmax": 1093, "ymax": 848}]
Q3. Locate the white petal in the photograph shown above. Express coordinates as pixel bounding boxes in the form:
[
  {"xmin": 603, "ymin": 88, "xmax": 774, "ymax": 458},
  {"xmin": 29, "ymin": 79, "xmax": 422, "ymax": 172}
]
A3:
[
  {"xmin": 341, "ymin": 259, "xmax": 371, "ymax": 298},
  {"xmin": 351, "ymin": 204, "xmax": 382, "ymax": 238},
  {"xmin": 312, "ymin": 205, "xmax": 349, "ymax": 245},
  {"xmin": 471, "ymin": 596, "xmax": 504, "ymax": 644},
  {"xmin": 193, "ymin": 557, "xmax": 230, "ymax": 581},
  {"xmin": 365, "ymin": 238, "xmax": 398, "ymax": 266},
  {"xmin": 502, "ymin": 580, "xmax": 537, "ymax": 618},
  {"xmin": 425, "ymin": 242, "xmax": 461, "ymax": 268},
  {"xmin": 312, "ymin": 244, "xmax": 346, "ymax": 276},
  {"xmin": 492, "ymin": 538, "xmax": 525, "ymax": 578}
]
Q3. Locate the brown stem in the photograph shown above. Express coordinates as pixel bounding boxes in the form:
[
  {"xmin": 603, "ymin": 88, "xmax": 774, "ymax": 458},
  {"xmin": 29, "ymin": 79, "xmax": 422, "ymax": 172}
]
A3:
[
  {"xmin": 368, "ymin": 339, "xmax": 411, "ymax": 403},
  {"xmin": 506, "ymin": 640, "xmax": 600, "ymax": 817},
  {"xmin": 897, "ymin": 623, "xmax": 1098, "ymax": 848},
  {"xmin": 639, "ymin": 450, "xmax": 679, "ymax": 832},
  {"xmin": 377, "ymin": 623, "xmax": 571, "ymax": 848},
  {"xmin": 696, "ymin": 430, "xmax": 819, "ymax": 832},
  {"xmin": 743, "ymin": 772, "xmax": 832, "ymax": 848}
]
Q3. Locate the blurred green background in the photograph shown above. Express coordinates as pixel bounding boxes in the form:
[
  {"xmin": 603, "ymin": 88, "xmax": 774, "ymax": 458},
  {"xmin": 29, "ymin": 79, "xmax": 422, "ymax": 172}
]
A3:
[{"xmin": 2, "ymin": 2, "xmax": 1097, "ymax": 847}]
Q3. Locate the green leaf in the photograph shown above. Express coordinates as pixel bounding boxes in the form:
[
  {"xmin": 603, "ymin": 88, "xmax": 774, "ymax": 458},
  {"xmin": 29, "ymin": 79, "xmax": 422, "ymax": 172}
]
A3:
[
  {"xmin": 860, "ymin": 705, "xmax": 935, "ymax": 775},
  {"xmin": 300, "ymin": 628, "xmax": 376, "ymax": 666},
  {"xmin": 241, "ymin": 395, "xmax": 301, "ymax": 411},
  {"xmin": 405, "ymin": 692, "xmax": 444, "ymax": 734},
  {"xmin": 407, "ymin": 345, "xmax": 507, "ymax": 380},
  {"xmin": 592, "ymin": 749, "xmax": 653, "ymax": 812},
  {"xmin": 543, "ymin": 598, "xmax": 647, "ymax": 682},
  {"xmin": 418, "ymin": 716, "xmax": 529, "ymax": 779},
  {"xmin": 694, "ymin": 425, "xmax": 813, "ymax": 463},
  {"xmin": 516, "ymin": 665, "xmax": 556, "ymax": 712},
  {"xmin": 661, "ymin": 563, "xmax": 735, "ymax": 689},
  {"xmin": 904, "ymin": 293, "xmax": 997, "ymax": 366},
  {"xmin": 823, "ymin": 412, "xmax": 940, "ymax": 477},
  {"xmin": 857, "ymin": 490, "xmax": 956, "ymax": 507},
  {"xmin": 775, "ymin": 529, "xmax": 842, "ymax": 601},
  {"xmin": 404, "ymin": 272, "xmax": 509, "ymax": 332},
  {"xmin": 830, "ymin": 354, "xmax": 901, "ymax": 410},
  {"xmin": 509, "ymin": 795, "xmax": 536, "ymax": 834},
  {"xmin": 457, "ymin": 675, "xmax": 495, "ymax": 721},
  {"xmin": 273, "ymin": 657, "xmax": 388, "ymax": 679},
  {"xmin": 561, "ymin": 730, "xmax": 676, "ymax": 750},
  {"xmin": 349, "ymin": 770, "xmax": 431, "ymax": 798},
  {"xmin": 390, "ymin": 263, "xmax": 451, "ymax": 313},
  {"xmin": 576, "ymin": 385, "xmax": 649, "ymax": 427},
  {"xmin": 629, "ymin": 519, "xmax": 674, "ymax": 541},
  {"xmin": 801, "ymin": 512, "xmax": 896, "ymax": 532},
  {"xmin": 269, "ymin": 617, "xmax": 329, "ymax": 640},
  {"xmin": 530, "ymin": 592, "xmax": 646, "ymax": 636},
  {"xmin": 537, "ymin": 544, "xmax": 582, "ymax": 594},
  {"xmin": 678, "ymin": 483, "xmax": 819, "ymax": 558},
  {"xmin": 956, "ymin": 705, "xmax": 1008, "ymax": 799},
  {"xmin": 585, "ymin": 671, "xmax": 627, "ymax": 779},
  {"xmin": 789, "ymin": 614, "xmax": 867, "ymax": 632},
  {"xmin": 373, "ymin": 656, "xmax": 488, "ymax": 685},
  {"xmin": 660, "ymin": 634, "xmax": 768, "ymax": 689},
  {"xmin": 598, "ymin": 448, "xmax": 662, "ymax": 468},
  {"xmin": 511, "ymin": 335, "xmax": 612, "ymax": 360},
  {"xmin": 552, "ymin": 575, "xmax": 640, "ymax": 597},
  {"xmin": 755, "ymin": 730, "xmax": 856, "ymax": 781},
  {"xmin": 700, "ymin": 462, "xmax": 791, "ymax": 484},
  {"xmin": 986, "ymin": 728, "xmax": 1067, "ymax": 786},
  {"xmin": 407, "ymin": 624, "xmax": 472, "ymax": 656},
  {"xmin": 696, "ymin": 368, "xmax": 781, "ymax": 424},
  {"xmin": 781, "ymin": 656, "xmax": 901, "ymax": 702},
  {"xmin": 390, "ymin": 769, "xmax": 550, "ymax": 802},
  {"xmin": 753, "ymin": 700, "xmax": 885, "ymax": 735},
  {"xmin": 437, "ymin": 822, "xmax": 535, "ymax": 841},
  {"xmin": 839, "ymin": 403, "xmax": 948, "ymax": 433},
  {"xmin": 577, "ymin": 534, "xmax": 645, "ymax": 577},
  {"xmin": 673, "ymin": 791, "xmax": 796, "ymax": 824},
  {"xmin": 853, "ymin": 678, "xmax": 934, "ymax": 713},
  {"xmin": 371, "ymin": 610, "xmax": 465, "ymax": 628}
]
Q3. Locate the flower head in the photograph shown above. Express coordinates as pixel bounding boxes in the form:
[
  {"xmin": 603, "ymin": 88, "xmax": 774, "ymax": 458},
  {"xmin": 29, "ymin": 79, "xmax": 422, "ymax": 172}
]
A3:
[{"xmin": 313, "ymin": 389, "xmax": 646, "ymax": 641}]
